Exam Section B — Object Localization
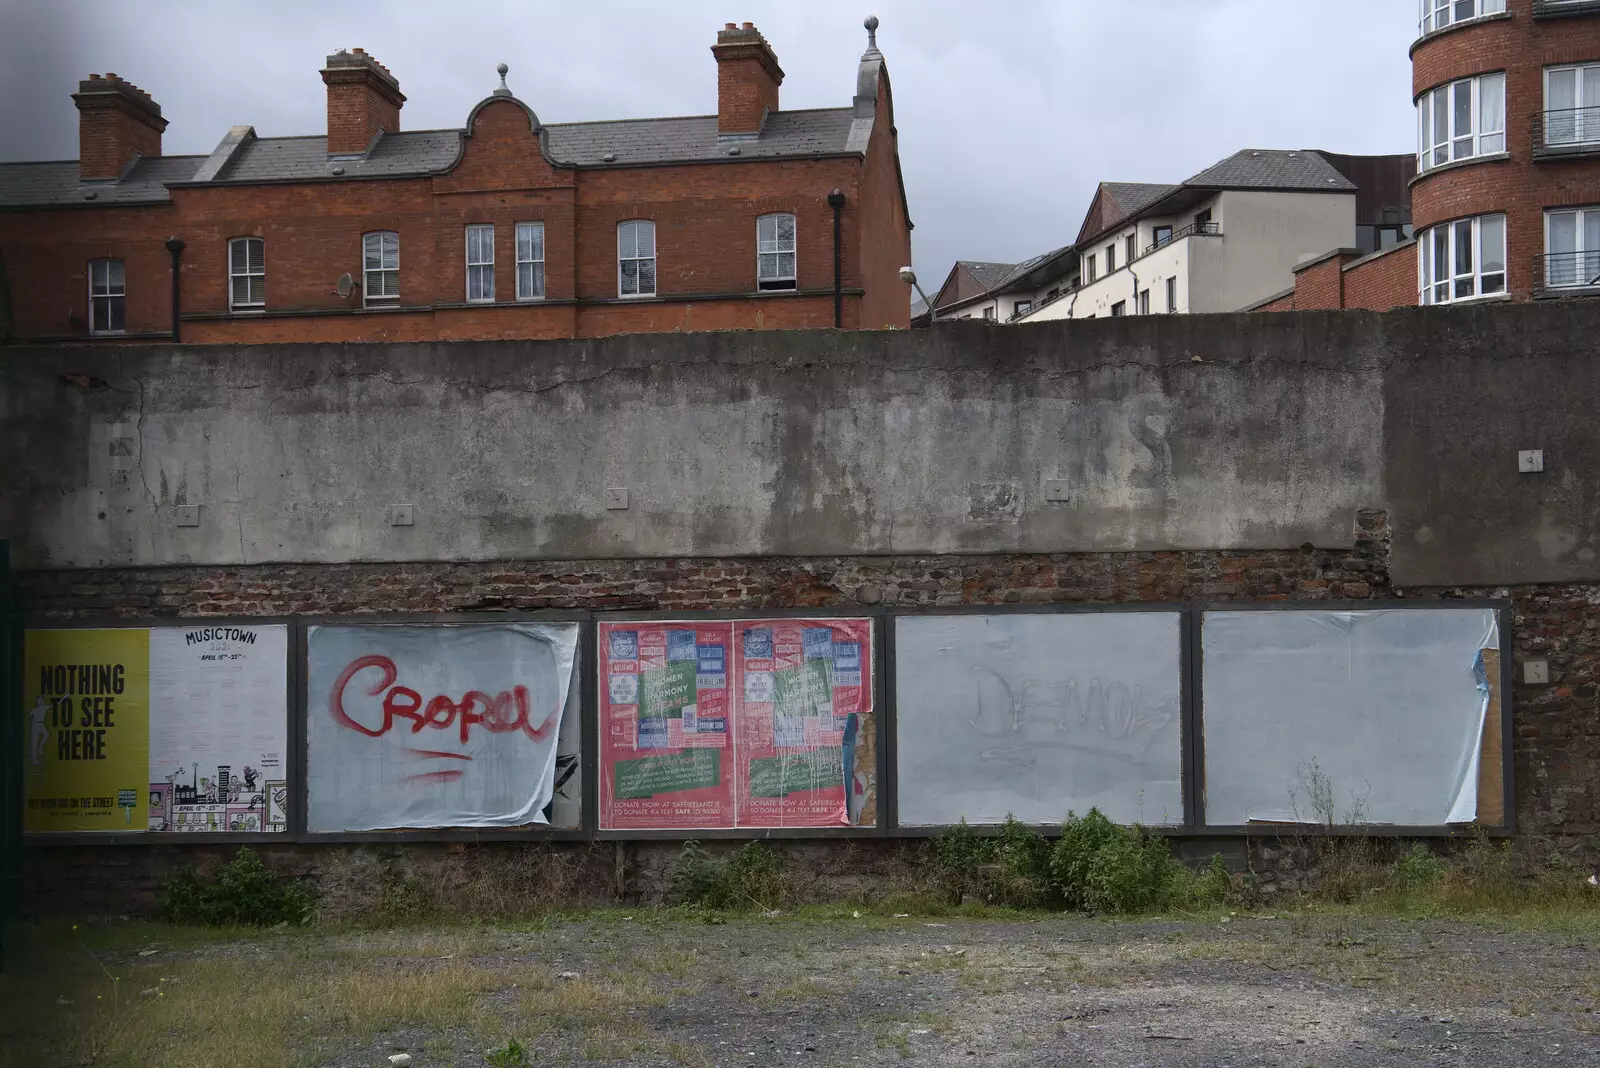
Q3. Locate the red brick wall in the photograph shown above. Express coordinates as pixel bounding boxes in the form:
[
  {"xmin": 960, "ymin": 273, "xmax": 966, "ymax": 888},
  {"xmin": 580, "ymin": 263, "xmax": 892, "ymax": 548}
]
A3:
[
  {"xmin": 1341, "ymin": 242, "xmax": 1419, "ymax": 310},
  {"xmin": 1289, "ymin": 257, "xmax": 1349, "ymax": 310},
  {"xmin": 1252, "ymin": 292, "xmax": 1296, "ymax": 312},
  {"xmin": 856, "ymin": 70, "xmax": 913, "ymax": 330},
  {"xmin": 1411, "ymin": 10, "xmax": 1600, "ymax": 301}
]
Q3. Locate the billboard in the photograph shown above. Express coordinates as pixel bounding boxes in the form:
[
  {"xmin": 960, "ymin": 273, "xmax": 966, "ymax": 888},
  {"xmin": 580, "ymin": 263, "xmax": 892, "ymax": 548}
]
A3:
[
  {"xmin": 599, "ymin": 618, "xmax": 874, "ymax": 830},
  {"xmin": 306, "ymin": 622, "xmax": 579, "ymax": 831},
  {"xmin": 26, "ymin": 625, "xmax": 290, "ymax": 834},
  {"xmin": 894, "ymin": 612, "xmax": 1185, "ymax": 827}
]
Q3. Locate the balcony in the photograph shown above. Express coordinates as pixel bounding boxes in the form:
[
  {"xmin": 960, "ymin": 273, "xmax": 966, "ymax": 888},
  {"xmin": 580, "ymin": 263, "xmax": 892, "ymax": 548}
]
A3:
[
  {"xmin": 1533, "ymin": 0, "xmax": 1600, "ymax": 17},
  {"xmin": 1008, "ymin": 282, "xmax": 1079, "ymax": 322},
  {"xmin": 1144, "ymin": 220, "xmax": 1220, "ymax": 257},
  {"xmin": 1534, "ymin": 251, "xmax": 1600, "ymax": 297},
  {"xmin": 1533, "ymin": 107, "xmax": 1600, "ymax": 159}
]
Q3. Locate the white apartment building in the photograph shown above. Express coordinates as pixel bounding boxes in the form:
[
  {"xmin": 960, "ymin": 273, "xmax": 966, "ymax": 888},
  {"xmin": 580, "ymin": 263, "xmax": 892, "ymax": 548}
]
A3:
[{"xmin": 916, "ymin": 149, "xmax": 1413, "ymax": 326}]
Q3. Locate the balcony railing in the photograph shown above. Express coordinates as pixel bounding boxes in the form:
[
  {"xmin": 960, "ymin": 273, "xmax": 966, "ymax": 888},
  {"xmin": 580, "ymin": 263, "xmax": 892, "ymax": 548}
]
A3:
[
  {"xmin": 1007, "ymin": 282, "xmax": 1080, "ymax": 322},
  {"xmin": 1533, "ymin": 107, "xmax": 1600, "ymax": 157},
  {"xmin": 1534, "ymin": 251, "xmax": 1600, "ymax": 296},
  {"xmin": 1532, "ymin": 0, "xmax": 1600, "ymax": 17},
  {"xmin": 1143, "ymin": 220, "xmax": 1220, "ymax": 257}
]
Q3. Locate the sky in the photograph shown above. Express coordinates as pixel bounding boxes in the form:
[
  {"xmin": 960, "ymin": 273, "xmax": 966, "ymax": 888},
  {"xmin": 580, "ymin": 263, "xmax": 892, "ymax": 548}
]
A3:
[{"xmin": 0, "ymin": 0, "xmax": 1418, "ymax": 289}]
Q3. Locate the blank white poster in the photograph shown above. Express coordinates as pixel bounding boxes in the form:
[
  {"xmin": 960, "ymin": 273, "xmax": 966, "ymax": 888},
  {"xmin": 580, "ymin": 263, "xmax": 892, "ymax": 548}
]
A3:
[
  {"xmin": 894, "ymin": 613, "xmax": 1184, "ymax": 827},
  {"xmin": 1201, "ymin": 608, "xmax": 1498, "ymax": 826}
]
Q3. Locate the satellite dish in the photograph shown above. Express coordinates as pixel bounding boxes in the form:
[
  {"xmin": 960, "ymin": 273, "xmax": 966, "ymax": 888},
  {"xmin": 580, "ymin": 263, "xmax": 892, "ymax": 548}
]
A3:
[{"xmin": 335, "ymin": 272, "xmax": 355, "ymax": 299}]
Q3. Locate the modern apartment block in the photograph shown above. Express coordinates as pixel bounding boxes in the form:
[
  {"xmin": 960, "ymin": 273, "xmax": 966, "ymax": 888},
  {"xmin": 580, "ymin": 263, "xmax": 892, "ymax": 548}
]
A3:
[
  {"xmin": 0, "ymin": 20, "xmax": 912, "ymax": 344},
  {"xmin": 1259, "ymin": 0, "xmax": 1600, "ymax": 311},
  {"xmin": 918, "ymin": 149, "xmax": 1412, "ymax": 324}
]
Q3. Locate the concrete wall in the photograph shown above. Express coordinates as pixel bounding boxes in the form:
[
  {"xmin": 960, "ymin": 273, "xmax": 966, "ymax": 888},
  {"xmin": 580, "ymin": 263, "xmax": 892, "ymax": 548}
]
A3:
[{"xmin": 4, "ymin": 301, "xmax": 1600, "ymax": 586}]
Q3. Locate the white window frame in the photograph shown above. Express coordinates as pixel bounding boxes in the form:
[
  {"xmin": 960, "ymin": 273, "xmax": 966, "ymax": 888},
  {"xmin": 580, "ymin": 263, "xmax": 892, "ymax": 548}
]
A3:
[
  {"xmin": 1165, "ymin": 276, "xmax": 1177, "ymax": 313},
  {"xmin": 88, "ymin": 257, "xmax": 125, "ymax": 335},
  {"xmin": 1420, "ymin": 0, "xmax": 1505, "ymax": 37},
  {"xmin": 515, "ymin": 221, "xmax": 545, "ymax": 301},
  {"xmin": 362, "ymin": 231, "xmax": 399, "ymax": 306},
  {"xmin": 1544, "ymin": 207, "xmax": 1600, "ymax": 289},
  {"xmin": 228, "ymin": 236, "xmax": 265, "ymax": 311},
  {"xmin": 1110, "ymin": 300, "xmax": 1126, "ymax": 317},
  {"xmin": 465, "ymin": 224, "xmax": 494, "ymax": 303},
  {"xmin": 1013, "ymin": 299, "xmax": 1033, "ymax": 317},
  {"xmin": 1417, "ymin": 72, "xmax": 1505, "ymax": 171},
  {"xmin": 617, "ymin": 219, "xmax": 656, "ymax": 298},
  {"xmin": 1137, "ymin": 288, "xmax": 1150, "ymax": 315},
  {"xmin": 1545, "ymin": 64, "xmax": 1600, "ymax": 147},
  {"xmin": 1419, "ymin": 213, "xmax": 1506, "ymax": 305},
  {"xmin": 756, "ymin": 213, "xmax": 797, "ymax": 291},
  {"xmin": 1084, "ymin": 255, "xmax": 1097, "ymax": 284}
]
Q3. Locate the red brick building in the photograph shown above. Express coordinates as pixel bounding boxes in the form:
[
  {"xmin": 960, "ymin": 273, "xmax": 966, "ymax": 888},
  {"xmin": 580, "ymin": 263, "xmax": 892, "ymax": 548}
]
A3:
[
  {"xmin": 1256, "ymin": 0, "xmax": 1600, "ymax": 312},
  {"xmin": 0, "ymin": 19, "xmax": 912, "ymax": 344}
]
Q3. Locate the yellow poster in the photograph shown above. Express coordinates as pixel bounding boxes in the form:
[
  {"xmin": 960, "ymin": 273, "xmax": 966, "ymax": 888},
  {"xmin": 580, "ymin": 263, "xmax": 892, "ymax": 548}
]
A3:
[{"xmin": 24, "ymin": 629, "xmax": 150, "ymax": 832}]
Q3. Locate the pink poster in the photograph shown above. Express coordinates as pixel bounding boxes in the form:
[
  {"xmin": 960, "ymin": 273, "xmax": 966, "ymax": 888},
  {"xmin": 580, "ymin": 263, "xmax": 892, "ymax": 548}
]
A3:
[
  {"xmin": 599, "ymin": 622, "xmax": 735, "ymax": 830},
  {"xmin": 733, "ymin": 619, "xmax": 873, "ymax": 828}
]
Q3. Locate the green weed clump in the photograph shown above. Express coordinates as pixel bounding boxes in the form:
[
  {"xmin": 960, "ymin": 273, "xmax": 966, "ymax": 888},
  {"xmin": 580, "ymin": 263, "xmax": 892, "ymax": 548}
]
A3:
[
  {"xmin": 158, "ymin": 847, "xmax": 315, "ymax": 926},
  {"xmin": 1392, "ymin": 843, "xmax": 1448, "ymax": 890},
  {"xmin": 928, "ymin": 816, "xmax": 1054, "ymax": 907},
  {"xmin": 669, "ymin": 841, "xmax": 789, "ymax": 910}
]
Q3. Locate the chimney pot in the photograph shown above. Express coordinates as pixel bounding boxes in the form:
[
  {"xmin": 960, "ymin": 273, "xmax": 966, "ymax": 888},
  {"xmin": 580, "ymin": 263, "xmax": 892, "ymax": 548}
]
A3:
[
  {"xmin": 742, "ymin": 21, "xmax": 753, "ymax": 28},
  {"xmin": 725, "ymin": 22, "xmax": 736, "ymax": 29}
]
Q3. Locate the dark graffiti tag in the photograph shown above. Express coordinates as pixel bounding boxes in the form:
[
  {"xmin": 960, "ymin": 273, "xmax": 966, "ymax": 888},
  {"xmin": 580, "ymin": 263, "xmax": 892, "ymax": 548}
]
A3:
[{"xmin": 330, "ymin": 655, "xmax": 557, "ymax": 746}]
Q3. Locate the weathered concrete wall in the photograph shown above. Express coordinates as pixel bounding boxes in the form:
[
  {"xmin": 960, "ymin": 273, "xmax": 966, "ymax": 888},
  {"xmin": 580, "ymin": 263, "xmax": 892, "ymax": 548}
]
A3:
[{"xmin": 4, "ymin": 302, "xmax": 1599, "ymax": 586}]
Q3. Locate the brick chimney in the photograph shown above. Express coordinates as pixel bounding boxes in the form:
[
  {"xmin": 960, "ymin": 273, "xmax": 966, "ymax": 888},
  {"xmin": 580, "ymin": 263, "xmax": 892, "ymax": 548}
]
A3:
[
  {"xmin": 72, "ymin": 73, "xmax": 167, "ymax": 180},
  {"xmin": 712, "ymin": 22, "xmax": 783, "ymax": 136},
  {"xmin": 320, "ymin": 48, "xmax": 405, "ymax": 155}
]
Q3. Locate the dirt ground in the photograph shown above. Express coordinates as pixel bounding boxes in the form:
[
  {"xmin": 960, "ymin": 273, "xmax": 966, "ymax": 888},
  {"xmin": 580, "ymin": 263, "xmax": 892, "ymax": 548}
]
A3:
[{"xmin": 7, "ymin": 910, "xmax": 1600, "ymax": 1067}]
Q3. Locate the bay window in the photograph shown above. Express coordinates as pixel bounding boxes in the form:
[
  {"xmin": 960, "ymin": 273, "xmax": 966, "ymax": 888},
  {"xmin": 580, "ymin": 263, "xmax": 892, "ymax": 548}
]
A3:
[
  {"xmin": 1419, "ymin": 214, "xmax": 1506, "ymax": 305},
  {"xmin": 1417, "ymin": 73, "xmax": 1505, "ymax": 170},
  {"xmin": 1420, "ymin": 0, "xmax": 1506, "ymax": 36}
]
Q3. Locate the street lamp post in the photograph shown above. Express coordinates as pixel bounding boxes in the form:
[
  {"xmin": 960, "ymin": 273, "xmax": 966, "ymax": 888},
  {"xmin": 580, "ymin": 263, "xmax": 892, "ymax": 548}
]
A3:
[{"xmin": 899, "ymin": 266, "xmax": 937, "ymax": 323}]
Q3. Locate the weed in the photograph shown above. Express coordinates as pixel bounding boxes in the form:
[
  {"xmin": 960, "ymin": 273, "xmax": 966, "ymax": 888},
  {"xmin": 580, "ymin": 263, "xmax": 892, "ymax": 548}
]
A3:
[
  {"xmin": 1393, "ymin": 844, "xmax": 1448, "ymax": 889},
  {"xmin": 670, "ymin": 841, "xmax": 789, "ymax": 910},
  {"xmin": 928, "ymin": 816, "xmax": 1055, "ymax": 907},
  {"xmin": 158, "ymin": 847, "xmax": 315, "ymax": 926},
  {"xmin": 486, "ymin": 1037, "xmax": 531, "ymax": 1068},
  {"xmin": 1192, "ymin": 854, "xmax": 1232, "ymax": 906}
]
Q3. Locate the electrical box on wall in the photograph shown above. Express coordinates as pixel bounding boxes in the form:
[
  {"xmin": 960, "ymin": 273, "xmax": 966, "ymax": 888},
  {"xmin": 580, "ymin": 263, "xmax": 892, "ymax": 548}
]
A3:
[
  {"xmin": 389, "ymin": 504, "xmax": 414, "ymax": 527},
  {"xmin": 1519, "ymin": 450, "xmax": 1544, "ymax": 473}
]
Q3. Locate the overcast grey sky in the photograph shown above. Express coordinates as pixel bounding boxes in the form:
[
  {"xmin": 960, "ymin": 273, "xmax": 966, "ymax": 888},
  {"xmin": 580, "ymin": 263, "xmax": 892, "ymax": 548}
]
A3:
[{"xmin": 0, "ymin": 0, "xmax": 1417, "ymax": 287}]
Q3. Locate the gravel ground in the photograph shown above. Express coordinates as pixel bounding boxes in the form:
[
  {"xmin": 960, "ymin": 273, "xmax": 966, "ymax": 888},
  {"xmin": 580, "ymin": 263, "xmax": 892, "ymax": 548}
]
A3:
[{"xmin": 33, "ymin": 911, "xmax": 1600, "ymax": 1067}]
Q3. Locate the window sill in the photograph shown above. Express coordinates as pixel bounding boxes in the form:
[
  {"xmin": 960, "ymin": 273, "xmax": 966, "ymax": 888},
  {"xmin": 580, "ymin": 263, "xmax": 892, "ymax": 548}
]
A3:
[
  {"xmin": 616, "ymin": 293, "xmax": 658, "ymax": 300},
  {"xmin": 1409, "ymin": 10, "xmax": 1514, "ymax": 55},
  {"xmin": 228, "ymin": 307, "xmax": 267, "ymax": 315},
  {"xmin": 515, "ymin": 296, "xmax": 547, "ymax": 304},
  {"xmin": 1410, "ymin": 152, "xmax": 1512, "ymax": 187},
  {"xmin": 1421, "ymin": 290, "xmax": 1513, "ymax": 308}
]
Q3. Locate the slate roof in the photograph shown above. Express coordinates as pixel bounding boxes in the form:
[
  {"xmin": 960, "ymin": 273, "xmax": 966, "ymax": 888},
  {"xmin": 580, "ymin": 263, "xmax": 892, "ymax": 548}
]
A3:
[
  {"xmin": 0, "ymin": 155, "xmax": 206, "ymax": 208},
  {"xmin": 1102, "ymin": 182, "xmax": 1179, "ymax": 217},
  {"xmin": 1184, "ymin": 148, "xmax": 1357, "ymax": 191},
  {"xmin": 0, "ymin": 106, "xmax": 861, "ymax": 206},
  {"xmin": 959, "ymin": 260, "xmax": 1019, "ymax": 290},
  {"xmin": 992, "ymin": 244, "xmax": 1074, "ymax": 291}
]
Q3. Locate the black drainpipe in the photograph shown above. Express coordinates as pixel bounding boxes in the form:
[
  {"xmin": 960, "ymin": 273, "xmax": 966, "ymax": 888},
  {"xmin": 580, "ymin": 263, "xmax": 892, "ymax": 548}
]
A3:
[
  {"xmin": 827, "ymin": 189, "xmax": 845, "ymax": 328},
  {"xmin": 165, "ymin": 237, "xmax": 185, "ymax": 342}
]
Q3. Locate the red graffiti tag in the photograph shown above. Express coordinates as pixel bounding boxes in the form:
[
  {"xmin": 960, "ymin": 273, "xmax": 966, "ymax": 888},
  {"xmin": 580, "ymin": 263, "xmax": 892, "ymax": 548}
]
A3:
[{"xmin": 330, "ymin": 655, "xmax": 557, "ymax": 744}]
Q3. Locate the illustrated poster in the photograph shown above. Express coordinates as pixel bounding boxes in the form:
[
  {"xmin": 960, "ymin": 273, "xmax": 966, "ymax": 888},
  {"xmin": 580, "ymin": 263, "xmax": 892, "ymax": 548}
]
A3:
[
  {"xmin": 599, "ymin": 622, "xmax": 734, "ymax": 829},
  {"xmin": 147, "ymin": 625, "xmax": 290, "ymax": 833},
  {"xmin": 733, "ymin": 619, "xmax": 873, "ymax": 827}
]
